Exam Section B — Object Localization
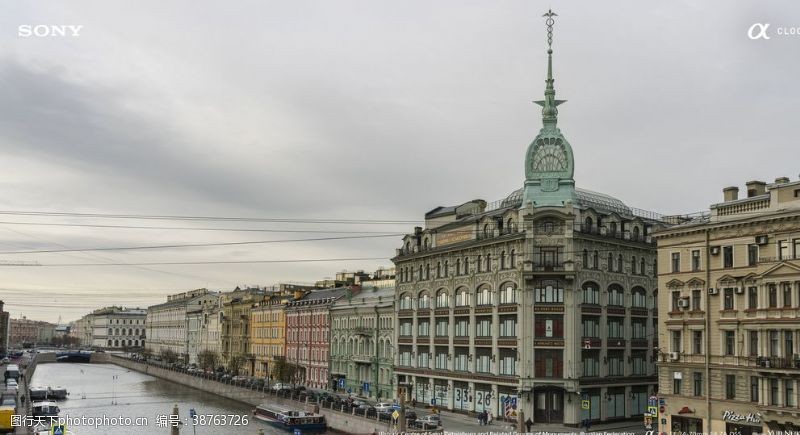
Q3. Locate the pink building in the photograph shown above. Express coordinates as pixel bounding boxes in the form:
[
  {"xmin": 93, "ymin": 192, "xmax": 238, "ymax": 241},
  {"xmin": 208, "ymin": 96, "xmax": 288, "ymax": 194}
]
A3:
[{"xmin": 286, "ymin": 286, "xmax": 358, "ymax": 389}]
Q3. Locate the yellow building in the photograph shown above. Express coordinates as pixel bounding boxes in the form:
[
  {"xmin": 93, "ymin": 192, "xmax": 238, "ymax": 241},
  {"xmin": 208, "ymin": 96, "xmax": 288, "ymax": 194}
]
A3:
[
  {"xmin": 220, "ymin": 287, "xmax": 264, "ymax": 375},
  {"xmin": 249, "ymin": 286, "xmax": 310, "ymax": 379},
  {"xmin": 655, "ymin": 177, "xmax": 800, "ymax": 435}
]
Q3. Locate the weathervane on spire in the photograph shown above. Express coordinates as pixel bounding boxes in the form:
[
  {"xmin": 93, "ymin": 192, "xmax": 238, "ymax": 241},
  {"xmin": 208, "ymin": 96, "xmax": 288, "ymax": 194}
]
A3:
[{"xmin": 543, "ymin": 9, "xmax": 557, "ymax": 49}]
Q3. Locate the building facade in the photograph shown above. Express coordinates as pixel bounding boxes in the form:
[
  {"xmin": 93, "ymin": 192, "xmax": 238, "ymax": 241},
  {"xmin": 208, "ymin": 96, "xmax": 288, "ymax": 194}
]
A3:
[
  {"xmin": 9, "ymin": 317, "xmax": 57, "ymax": 346},
  {"xmin": 146, "ymin": 288, "xmax": 217, "ymax": 362},
  {"xmin": 330, "ymin": 286, "xmax": 395, "ymax": 400},
  {"xmin": 187, "ymin": 292, "xmax": 220, "ymax": 365},
  {"xmin": 220, "ymin": 287, "xmax": 264, "ymax": 374},
  {"xmin": 286, "ymin": 287, "xmax": 356, "ymax": 389},
  {"xmin": 87, "ymin": 306, "xmax": 147, "ymax": 349},
  {"xmin": 656, "ymin": 177, "xmax": 800, "ymax": 435},
  {"xmin": 392, "ymin": 13, "xmax": 663, "ymax": 425},
  {"xmin": 250, "ymin": 285, "xmax": 312, "ymax": 379},
  {"xmin": 0, "ymin": 301, "xmax": 9, "ymax": 355}
]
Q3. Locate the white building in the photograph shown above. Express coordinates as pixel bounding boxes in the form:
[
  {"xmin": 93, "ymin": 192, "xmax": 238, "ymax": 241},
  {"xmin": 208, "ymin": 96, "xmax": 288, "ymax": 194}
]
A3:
[
  {"xmin": 145, "ymin": 288, "xmax": 218, "ymax": 362},
  {"xmin": 87, "ymin": 306, "xmax": 147, "ymax": 349}
]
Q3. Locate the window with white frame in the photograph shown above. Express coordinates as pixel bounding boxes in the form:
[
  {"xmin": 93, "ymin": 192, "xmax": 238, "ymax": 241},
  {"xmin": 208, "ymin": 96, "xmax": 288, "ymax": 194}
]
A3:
[
  {"xmin": 499, "ymin": 284, "xmax": 517, "ymax": 304},
  {"xmin": 418, "ymin": 293, "xmax": 430, "ymax": 309},
  {"xmin": 435, "ymin": 290, "xmax": 448, "ymax": 308},
  {"xmin": 399, "ymin": 320, "xmax": 412, "ymax": 336},
  {"xmin": 583, "ymin": 282, "xmax": 599, "ymax": 304},
  {"xmin": 455, "ymin": 318, "xmax": 469, "ymax": 337},
  {"xmin": 477, "ymin": 287, "xmax": 492, "ymax": 305},
  {"xmin": 399, "ymin": 293, "xmax": 412, "ymax": 310},
  {"xmin": 535, "ymin": 280, "xmax": 564, "ymax": 303},
  {"xmin": 475, "ymin": 317, "xmax": 491, "ymax": 337},
  {"xmin": 499, "ymin": 316, "xmax": 516, "ymax": 337},
  {"xmin": 418, "ymin": 320, "xmax": 430, "ymax": 337},
  {"xmin": 455, "ymin": 288, "xmax": 470, "ymax": 307},
  {"xmin": 435, "ymin": 319, "xmax": 448, "ymax": 337}
]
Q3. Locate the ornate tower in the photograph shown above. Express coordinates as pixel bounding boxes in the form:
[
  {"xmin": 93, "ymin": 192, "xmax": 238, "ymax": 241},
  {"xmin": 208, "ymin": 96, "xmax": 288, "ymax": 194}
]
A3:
[{"xmin": 522, "ymin": 10, "xmax": 576, "ymax": 207}]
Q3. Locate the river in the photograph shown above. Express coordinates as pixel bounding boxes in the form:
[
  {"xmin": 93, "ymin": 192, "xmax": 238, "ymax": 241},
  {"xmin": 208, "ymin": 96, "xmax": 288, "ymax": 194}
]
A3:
[{"xmin": 30, "ymin": 363, "xmax": 289, "ymax": 435}]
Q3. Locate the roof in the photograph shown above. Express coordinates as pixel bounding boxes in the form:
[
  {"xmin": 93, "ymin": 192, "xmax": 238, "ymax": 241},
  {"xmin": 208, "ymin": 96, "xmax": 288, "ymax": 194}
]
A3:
[
  {"xmin": 502, "ymin": 187, "xmax": 632, "ymax": 216},
  {"xmin": 287, "ymin": 287, "xmax": 351, "ymax": 307}
]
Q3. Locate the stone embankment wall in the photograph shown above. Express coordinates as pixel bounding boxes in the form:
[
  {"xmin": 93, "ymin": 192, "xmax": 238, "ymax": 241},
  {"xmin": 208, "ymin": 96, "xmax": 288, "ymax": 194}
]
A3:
[{"xmin": 109, "ymin": 356, "xmax": 389, "ymax": 435}]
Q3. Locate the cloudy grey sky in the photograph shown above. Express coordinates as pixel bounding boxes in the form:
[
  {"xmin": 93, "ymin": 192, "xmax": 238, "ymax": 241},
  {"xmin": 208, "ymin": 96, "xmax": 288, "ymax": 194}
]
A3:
[{"xmin": 1, "ymin": 1, "xmax": 798, "ymax": 322}]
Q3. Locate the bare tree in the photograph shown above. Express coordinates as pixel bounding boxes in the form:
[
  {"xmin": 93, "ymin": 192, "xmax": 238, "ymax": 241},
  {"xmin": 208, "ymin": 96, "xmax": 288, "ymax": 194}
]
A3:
[{"xmin": 198, "ymin": 350, "xmax": 219, "ymax": 371}]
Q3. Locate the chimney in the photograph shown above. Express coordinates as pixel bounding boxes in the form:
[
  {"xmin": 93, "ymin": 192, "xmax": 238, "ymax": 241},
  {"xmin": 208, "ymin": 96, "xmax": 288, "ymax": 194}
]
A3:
[
  {"xmin": 775, "ymin": 177, "xmax": 790, "ymax": 185},
  {"xmin": 723, "ymin": 186, "xmax": 739, "ymax": 202},
  {"xmin": 745, "ymin": 180, "xmax": 766, "ymax": 197}
]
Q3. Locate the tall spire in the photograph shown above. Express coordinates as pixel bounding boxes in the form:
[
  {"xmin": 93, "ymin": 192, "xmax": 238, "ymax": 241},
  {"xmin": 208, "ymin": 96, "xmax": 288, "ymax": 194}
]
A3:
[{"xmin": 535, "ymin": 9, "xmax": 566, "ymax": 130}]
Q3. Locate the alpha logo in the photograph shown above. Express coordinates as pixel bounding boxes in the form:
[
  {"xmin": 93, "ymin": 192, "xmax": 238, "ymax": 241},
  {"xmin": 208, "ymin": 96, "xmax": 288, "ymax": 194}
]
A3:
[
  {"xmin": 18, "ymin": 25, "xmax": 83, "ymax": 37},
  {"xmin": 748, "ymin": 23, "xmax": 771, "ymax": 40}
]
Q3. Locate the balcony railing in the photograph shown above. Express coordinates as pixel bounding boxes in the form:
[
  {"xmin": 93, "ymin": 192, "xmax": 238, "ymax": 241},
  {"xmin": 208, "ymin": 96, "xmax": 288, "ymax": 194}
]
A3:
[{"xmin": 532, "ymin": 262, "xmax": 565, "ymax": 272}]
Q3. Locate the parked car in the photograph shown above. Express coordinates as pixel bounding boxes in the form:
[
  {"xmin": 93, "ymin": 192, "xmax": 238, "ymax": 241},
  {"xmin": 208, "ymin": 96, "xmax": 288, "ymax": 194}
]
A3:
[
  {"xmin": 271, "ymin": 382, "xmax": 291, "ymax": 391},
  {"xmin": 5, "ymin": 379, "xmax": 17, "ymax": 388},
  {"xmin": 404, "ymin": 410, "xmax": 418, "ymax": 422},
  {"xmin": 415, "ymin": 414, "xmax": 441, "ymax": 429},
  {"xmin": 374, "ymin": 403, "xmax": 394, "ymax": 413},
  {"xmin": 0, "ymin": 358, "xmax": 9, "ymax": 365}
]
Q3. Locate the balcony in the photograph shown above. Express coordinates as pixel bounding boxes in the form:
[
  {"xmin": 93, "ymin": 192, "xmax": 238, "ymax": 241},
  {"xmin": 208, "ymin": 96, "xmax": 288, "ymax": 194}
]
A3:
[
  {"xmin": 576, "ymin": 224, "xmax": 655, "ymax": 245},
  {"xmin": 353, "ymin": 327, "xmax": 371, "ymax": 336},
  {"xmin": 532, "ymin": 262, "xmax": 565, "ymax": 272}
]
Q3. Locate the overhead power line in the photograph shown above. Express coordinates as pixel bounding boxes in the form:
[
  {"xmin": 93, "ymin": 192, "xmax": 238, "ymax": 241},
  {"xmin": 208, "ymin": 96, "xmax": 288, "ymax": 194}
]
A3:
[
  {"xmin": 0, "ymin": 233, "xmax": 402, "ymax": 255},
  {"xmin": 0, "ymin": 256, "xmax": 389, "ymax": 267}
]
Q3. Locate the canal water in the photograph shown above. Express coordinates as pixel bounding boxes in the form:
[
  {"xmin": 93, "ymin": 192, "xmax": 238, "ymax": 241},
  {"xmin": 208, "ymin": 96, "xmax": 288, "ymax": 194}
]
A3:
[{"xmin": 30, "ymin": 363, "xmax": 287, "ymax": 435}]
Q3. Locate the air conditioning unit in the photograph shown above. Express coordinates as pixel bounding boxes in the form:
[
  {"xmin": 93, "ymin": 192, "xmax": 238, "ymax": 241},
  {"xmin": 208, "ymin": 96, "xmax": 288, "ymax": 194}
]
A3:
[
  {"xmin": 756, "ymin": 235, "xmax": 769, "ymax": 245},
  {"xmin": 735, "ymin": 287, "xmax": 745, "ymax": 294},
  {"xmin": 669, "ymin": 352, "xmax": 679, "ymax": 361},
  {"xmin": 710, "ymin": 246, "xmax": 721, "ymax": 255},
  {"xmin": 678, "ymin": 299, "xmax": 690, "ymax": 308},
  {"xmin": 708, "ymin": 288, "xmax": 719, "ymax": 295}
]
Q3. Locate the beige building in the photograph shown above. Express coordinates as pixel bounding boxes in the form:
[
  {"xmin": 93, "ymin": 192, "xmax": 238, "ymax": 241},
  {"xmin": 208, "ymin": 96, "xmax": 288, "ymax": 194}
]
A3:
[
  {"xmin": 655, "ymin": 177, "xmax": 800, "ymax": 435},
  {"xmin": 220, "ymin": 287, "xmax": 265, "ymax": 374}
]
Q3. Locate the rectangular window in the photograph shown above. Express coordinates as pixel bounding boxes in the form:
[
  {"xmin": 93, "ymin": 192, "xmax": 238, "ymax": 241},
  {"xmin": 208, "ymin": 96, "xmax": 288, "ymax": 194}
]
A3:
[
  {"xmin": 751, "ymin": 377, "xmax": 759, "ymax": 402},
  {"xmin": 725, "ymin": 331, "xmax": 735, "ymax": 356},
  {"xmin": 582, "ymin": 316, "xmax": 599, "ymax": 338},
  {"xmin": 607, "ymin": 350, "xmax": 624, "ymax": 376},
  {"xmin": 454, "ymin": 350, "xmax": 468, "ymax": 371},
  {"xmin": 672, "ymin": 291, "xmax": 681, "ymax": 311},
  {"xmin": 583, "ymin": 286, "xmax": 599, "ymax": 304},
  {"xmin": 769, "ymin": 285, "xmax": 778, "ymax": 308},
  {"xmin": 475, "ymin": 317, "xmax": 491, "ymax": 337},
  {"xmin": 771, "ymin": 378, "xmax": 779, "ymax": 406},
  {"xmin": 779, "ymin": 240, "xmax": 790, "ymax": 260},
  {"xmin": 723, "ymin": 246, "xmax": 734, "ymax": 268},
  {"xmin": 748, "ymin": 244, "xmax": 759, "ymax": 266},
  {"xmin": 400, "ymin": 320, "xmax": 412, "ymax": 337},
  {"xmin": 435, "ymin": 319, "xmax": 448, "ymax": 337},
  {"xmin": 692, "ymin": 290, "xmax": 701, "ymax": 311},
  {"xmin": 608, "ymin": 318, "xmax": 624, "ymax": 339},
  {"xmin": 582, "ymin": 350, "xmax": 599, "ymax": 377},
  {"xmin": 536, "ymin": 349, "xmax": 563, "ymax": 378},
  {"xmin": 499, "ymin": 285, "xmax": 517, "ymax": 304},
  {"xmin": 748, "ymin": 286, "xmax": 758, "ymax": 309},
  {"xmin": 693, "ymin": 372, "xmax": 703, "ymax": 397},
  {"xmin": 785, "ymin": 330, "xmax": 794, "ymax": 357},
  {"xmin": 671, "ymin": 252, "xmax": 680, "ymax": 272},
  {"xmin": 770, "ymin": 330, "xmax": 780, "ymax": 357},
  {"xmin": 750, "ymin": 331, "xmax": 759, "ymax": 357},
  {"xmin": 693, "ymin": 330, "xmax": 703, "ymax": 355},
  {"xmin": 672, "ymin": 331, "xmax": 682, "ymax": 353},
  {"xmin": 726, "ymin": 374, "xmax": 736, "ymax": 399},
  {"xmin": 499, "ymin": 353, "xmax": 516, "ymax": 376},
  {"xmin": 475, "ymin": 353, "xmax": 490, "ymax": 373},
  {"xmin": 795, "ymin": 239, "xmax": 800, "ymax": 259},
  {"xmin": 632, "ymin": 351, "xmax": 647, "ymax": 375},
  {"xmin": 786, "ymin": 380, "xmax": 795, "ymax": 407},
  {"xmin": 632, "ymin": 318, "xmax": 647, "ymax": 340},
  {"xmin": 784, "ymin": 283, "xmax": 793, "ymax": 307},
  {"xmin": 499, "ymin": 316, "xmax": 517, "ymax": 337},
  {"xmin": 435, "ymin": 349, "xmax": 448, "ymax": 370},
  {"xmin": 418, "ymin": 320, "xmax": 430, "ymax": 337},
  {"xmin": 724, "ymin": 288, "xmax": 735, "ymax": 310},
  {"xmin": 673, "ymin": 377, "xmax": 682, "ymax": 395},
  {"xmin": 691, "ymin": 250, "xmax": 701, "ymax": 271},
  {"xmin": 455, "ymin": 318, "xmax": 469, "ymax": 337},
  {"xmin": 535, "ymin": 315, "xmax": 563, "ymax": 338},
  {"xmin": 535, "ymin": 282, "xmax": 564, "ymax": 303},
  {"xmin": 417, "ymin": 351, "xmax": 429, "ymax": 368}
]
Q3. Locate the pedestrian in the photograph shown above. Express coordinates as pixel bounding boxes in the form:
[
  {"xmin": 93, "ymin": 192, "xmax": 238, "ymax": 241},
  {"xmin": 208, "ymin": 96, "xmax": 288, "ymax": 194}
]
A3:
[
  {"xmin": 477, "ymin": 411, "xmax": 483, "ymax": 426},
  {"xmin": 487, "ymin": 410, "xmax": 493, "ymax": 425},
  {"xmin": 526, "ymin": 417, "xmax": 533, "ymax": 433},
  {"xmin": 411, "ymin": 398, "xmax": 417, "ymax": 408}
]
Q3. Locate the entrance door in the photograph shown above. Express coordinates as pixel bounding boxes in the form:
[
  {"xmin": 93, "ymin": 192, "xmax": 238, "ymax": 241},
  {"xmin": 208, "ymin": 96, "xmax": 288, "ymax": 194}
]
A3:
[{"xmin": 534, "ymin": 388, "xmax": 564, "ymax": 423}]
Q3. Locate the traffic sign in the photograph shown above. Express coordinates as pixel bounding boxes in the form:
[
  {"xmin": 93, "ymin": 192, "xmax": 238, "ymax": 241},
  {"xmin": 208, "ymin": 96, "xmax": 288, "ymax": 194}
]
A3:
[
  {"xmin": 581, "ymin": 400, "xmax": 590, "ymax": 410},
  {"xmin": 392, "ymin": 410, "xmax": 400, "ymax": 420},
  {"xmin": 51, "ymin": 426, "xmax": 66, "ymax": 435},
  {"xmin": 338, "ymin": 378, "xmax": 345, "ymax": 388},
  {"xmin": 189, "ymin": 408, "xmax": 197, "ymax": 418},
  {"xmin": 294, "ymin": 429, "xmax": 302, "ymax": 435},
  {"xmin": 659, "ymin": 398, "xmax": 665, "ymax": 406},
  {"xmin": 363, "ymin": 382, "xmax": 370, "ymax": 393},
  {"xmin": 648, "ymin": 406, "xmax": 658, "ymax": 417}
]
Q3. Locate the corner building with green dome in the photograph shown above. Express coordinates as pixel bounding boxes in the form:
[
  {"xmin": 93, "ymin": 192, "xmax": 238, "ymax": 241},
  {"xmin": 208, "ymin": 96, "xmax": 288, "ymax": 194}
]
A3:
[{"xmin": 391, "ymin": 10, "xmax": 670, "ymax": 426}]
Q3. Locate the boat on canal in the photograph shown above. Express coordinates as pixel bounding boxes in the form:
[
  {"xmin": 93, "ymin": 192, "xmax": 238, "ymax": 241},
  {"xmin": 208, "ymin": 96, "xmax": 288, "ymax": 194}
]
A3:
[
  {"xmin": 48, "ymin": 386, "xmax": 68, "ymax": 400},
  {"xmin": 29, "ymin": 385, "xmax": 49, "ymax": 401},
  {"xmin": 252, "ymin": 405, "xmax": 327, "ymax": 432}
]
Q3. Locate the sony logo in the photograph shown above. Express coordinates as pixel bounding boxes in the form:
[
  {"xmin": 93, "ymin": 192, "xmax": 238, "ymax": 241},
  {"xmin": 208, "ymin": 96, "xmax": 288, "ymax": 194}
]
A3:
[{"xmin": 18, "ymin": 25, "xmax": 83, "ymax": 37}]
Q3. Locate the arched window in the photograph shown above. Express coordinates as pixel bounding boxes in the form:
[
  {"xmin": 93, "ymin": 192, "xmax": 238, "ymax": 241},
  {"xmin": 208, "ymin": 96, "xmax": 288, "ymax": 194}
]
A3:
[
  {"xmin": 405, "ymin": 242, "xmax": 411, "ymax": 253},
  {"xmin": 631, "ymin": 256, "xmax": 637, "ymax": 274},
  {"xmin": 423, "ymin": 238, "xmax": 430, "ymax": 249},
  {"xmin": 435, "ymin": 289, "xmax": 448, "ymax": 308},
  {"xmin": 607, "ymin": 253, "xmax": 614, "ymax": 272},
  {"xmin": 608, "ymin": 284, "xmax": 625, "ymax": 306},
  {"xmin": 507, "ymin": 218, "xmax": 514, "ymax": 232},
  {"xmin": 477, "ymin": 255, "xmax": 483, "ymax": 273},
  {"xmin": 418, "ymin": 265, "xmax": 423, "ymax": 280},
  {"xmin": 500, "ymin": 251, "xmax": 506, "ymax": 269},
  {"xmin": 477, "ymin": 286, "xmax": 492, "ymax": 306},
  {"xmin": 436, "ymin": 262, "xmax": 442, "ymax": 278},
  {"xmin": 592, "ymin": 251, "xmax": 599, "ymax": 269},
  {"xmin": 483, "ymin": 224, "xmax": 490, "ymax": 238},
  {"xmin": 455, "ymin": 287, "xmax": 470, "ymax": 307},
  {"xmin": 609, "ymin": 222, "xmax": 618, "ymax": 236},
  {"xmin": 399, "ymin": 293, "xmax": 412, "ymax": 310},
  {"xmin": 510, "ymin": 249, "xmax": 516, "ymax": 268},
  {"xmin": 455, "ymin": 258, "xmax": 461, "ymax": 276},
  {"xmin": 617, "ymin": 254, "xmax": 623, "ymax": 272},
  {"xmin": 418, "ymin": 292, "xmax": 430, "ymax": 309},
  {"xmin": 585, "ymin": 217, "xmax": 593, "ymax": 232},
  {"xmin": 582, "ymin": 281, "xmax": 599, "ymax": 304},
  {"xmin": 425, "ymin": 264, "xmax": 430, "ymax": 280},
  {"xmin": 499, "ymin": 283, "xmax": 517, "ymax": 304},
  {"xmin": 640, "ymin": 258, "xmax": 646, "ymax": 276},
  {"xmin": 444, "ymin": 260, "xmax": 449, "ymax": 277},
  {"xmin": 632, "ymin": 226, "xmax": 640, "ymax": 241},
  {"xmin": 632, "ymin": 287, "xmax": 646, "ymax": 308},
  {"xmin": 583, "ymin": 249, "xmax": 589, "ymax": 269},
  {"xmin": 485, "ymin": 253, "xmax": 491, "ymax": 271},
  {"xmin": 463, "ymin": 257, "xmax": 470, "ymax": 274},
  {"xmin": 108, "ymin": 328, "xmax": 112, "ymax": 335}
]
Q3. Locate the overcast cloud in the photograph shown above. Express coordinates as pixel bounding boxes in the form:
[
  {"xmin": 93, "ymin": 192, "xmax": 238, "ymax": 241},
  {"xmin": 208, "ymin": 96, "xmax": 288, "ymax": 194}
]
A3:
[{"xmin": 0, "ymin": 1, "xmax": 799, "ymax": 321}]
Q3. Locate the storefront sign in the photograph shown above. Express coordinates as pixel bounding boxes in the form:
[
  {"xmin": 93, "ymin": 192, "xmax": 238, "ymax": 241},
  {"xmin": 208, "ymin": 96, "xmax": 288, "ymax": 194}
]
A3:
[
  {"xmin": 722, "ymin": 411, "xmax": 761, "ymax": 424},
  {"xmin": 436, "ymin": 229, "xmax": 473, "ymax": 247}
]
